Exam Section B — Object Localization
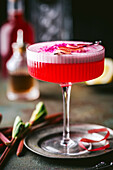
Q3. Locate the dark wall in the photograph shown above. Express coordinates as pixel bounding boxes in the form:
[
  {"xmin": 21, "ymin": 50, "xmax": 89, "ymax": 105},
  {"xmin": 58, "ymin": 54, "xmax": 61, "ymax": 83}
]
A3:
[
  {"xmin": 0, "ymin": 0, "xmax": 7, "ymax": 26},
  {"xmin": 72, "ymin": 1, "xmax": 113, "ymax": 58}
]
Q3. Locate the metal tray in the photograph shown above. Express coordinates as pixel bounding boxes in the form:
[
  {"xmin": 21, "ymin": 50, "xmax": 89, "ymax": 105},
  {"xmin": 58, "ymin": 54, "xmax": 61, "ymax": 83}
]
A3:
[{"xmin": 24, "ymin": 124, "xmax": 113, "ymax": 159}]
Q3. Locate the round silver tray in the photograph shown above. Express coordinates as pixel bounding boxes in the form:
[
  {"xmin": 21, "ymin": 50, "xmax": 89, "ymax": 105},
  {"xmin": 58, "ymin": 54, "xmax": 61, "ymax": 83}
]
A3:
[{"xmin": 24, "ymin": 123, "xmax": 113, "ymax": 159}]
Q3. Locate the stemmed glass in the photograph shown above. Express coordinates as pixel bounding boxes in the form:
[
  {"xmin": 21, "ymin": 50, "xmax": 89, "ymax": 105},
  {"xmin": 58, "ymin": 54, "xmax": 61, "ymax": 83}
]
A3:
[{"xmin": 27, "ymin": 41, "xmax": 105, "ymax": 156}]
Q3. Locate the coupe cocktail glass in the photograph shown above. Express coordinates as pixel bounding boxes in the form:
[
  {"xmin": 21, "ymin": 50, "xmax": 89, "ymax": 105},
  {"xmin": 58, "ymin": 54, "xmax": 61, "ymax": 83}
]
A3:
[{"xmin": 27, "ymin": 41, "xmax": 105, "ymax": 156}]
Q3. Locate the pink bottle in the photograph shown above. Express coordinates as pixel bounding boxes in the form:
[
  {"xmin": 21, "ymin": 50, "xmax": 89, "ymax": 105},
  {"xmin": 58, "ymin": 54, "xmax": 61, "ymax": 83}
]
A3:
[{"xmin": 0, "ymin": 0, "xmax": 34, "ymax": 77}]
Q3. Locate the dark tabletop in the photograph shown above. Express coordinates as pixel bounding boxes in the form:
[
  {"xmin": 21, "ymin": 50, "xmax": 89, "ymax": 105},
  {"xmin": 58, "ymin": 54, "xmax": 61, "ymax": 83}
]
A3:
[{"xmin": 0, "ymin": 77, "xmax": 113, "ymax": 170}]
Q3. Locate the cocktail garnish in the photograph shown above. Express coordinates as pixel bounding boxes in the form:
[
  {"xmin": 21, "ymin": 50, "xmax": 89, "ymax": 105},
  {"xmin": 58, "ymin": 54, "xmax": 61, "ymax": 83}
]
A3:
[
  {"xmin": 54, "ymin": 43, "xmax": 91, "ymax": 55},
  {"xmin": 54, "ymin": 46, "xmax": 73, "ymax": 55},
  {"xmin": 79, "ymin": 128, "xmax": 110, "ymax": 151},
  {"xmin": 54, "ymin": 41, "xmax": 102, "ymax": 55}
]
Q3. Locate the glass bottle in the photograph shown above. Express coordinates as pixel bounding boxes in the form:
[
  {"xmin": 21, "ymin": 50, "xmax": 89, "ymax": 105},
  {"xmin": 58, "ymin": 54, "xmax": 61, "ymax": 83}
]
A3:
[
  {"xmin": 6, "ymin": 29, "xmax": 40, "ymax": 101},
  {"xmin": 0, "ymin": 0, "xmax": 34, "ymax": 77}
]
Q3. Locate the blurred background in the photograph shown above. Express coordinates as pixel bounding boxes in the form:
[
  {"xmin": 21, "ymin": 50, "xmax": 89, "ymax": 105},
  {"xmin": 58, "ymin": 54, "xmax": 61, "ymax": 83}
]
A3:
[
  {"xmin": 1, "ymin": 0, "xmax": 113, "ymax": 53},
  {"xmin": 0, "ymin": 0, "xmax": 113, "ymax": 80}
]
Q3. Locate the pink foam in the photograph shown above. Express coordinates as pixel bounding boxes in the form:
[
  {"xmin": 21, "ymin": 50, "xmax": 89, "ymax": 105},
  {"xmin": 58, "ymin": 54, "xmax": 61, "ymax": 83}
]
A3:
[
  {"xmin": 27, "ymin": 41, "xmax": 105, "ymax": 64},
  {"xmin": 28, "ymin": 41, "xmax": 103, "ymax": 53}
]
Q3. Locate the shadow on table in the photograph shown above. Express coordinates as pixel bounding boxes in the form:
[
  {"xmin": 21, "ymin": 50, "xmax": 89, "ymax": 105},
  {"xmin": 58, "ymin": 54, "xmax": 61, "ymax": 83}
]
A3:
[
  {"xmin": 1, "ymin": 147, "xmax": 113, "ymax": 170},
  {"xmin": 41, "ymin": 150, "xmax": 113, "ymax": 169}
]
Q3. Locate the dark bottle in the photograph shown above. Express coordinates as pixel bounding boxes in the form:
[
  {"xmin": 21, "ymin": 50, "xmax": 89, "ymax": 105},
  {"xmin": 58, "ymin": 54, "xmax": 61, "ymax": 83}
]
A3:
[
  {"xmin": 6, "ymin": 29, "xmax": 40, "ymax": 101},
  {"xmin": 0, "ymin": 0, "xmax": 34, "ymax": 77}
]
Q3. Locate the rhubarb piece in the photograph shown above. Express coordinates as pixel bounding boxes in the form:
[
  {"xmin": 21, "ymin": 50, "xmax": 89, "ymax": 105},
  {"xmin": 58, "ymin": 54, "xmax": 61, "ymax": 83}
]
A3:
[
  {"xmin": 0, "ymin": 132, "xmax": 10, "ymax": 145},
  {"xmin": 16, "ymin": 139, "xmax": 24, "ymax": 156},
  {"xmin": 54, "ymin": 43, "xmax": 89, "ymax": 55},
  {"xmin": 29, "ymin": 101, "xmax": 47, "ymax": 125},
  {"xmin": 12, "ymin": 116, "xmax": 25, "ymax": 138}
]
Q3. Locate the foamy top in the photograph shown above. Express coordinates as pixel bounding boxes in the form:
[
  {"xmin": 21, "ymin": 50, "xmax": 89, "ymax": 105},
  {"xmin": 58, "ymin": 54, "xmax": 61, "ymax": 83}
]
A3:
[{"xmin": 27, "ymin": 41, "xmax": 105, "ymax": 64}]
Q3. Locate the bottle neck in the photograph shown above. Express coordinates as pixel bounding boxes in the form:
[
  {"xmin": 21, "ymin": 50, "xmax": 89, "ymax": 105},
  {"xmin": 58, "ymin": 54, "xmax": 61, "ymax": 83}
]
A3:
[{"xmin": 7, "ymin": 0, "xmax": 24, "ymax": 19}]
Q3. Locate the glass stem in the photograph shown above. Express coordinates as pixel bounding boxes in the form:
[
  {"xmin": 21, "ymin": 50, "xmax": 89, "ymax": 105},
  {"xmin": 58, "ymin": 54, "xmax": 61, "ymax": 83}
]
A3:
[{"xmin": 61, "ymin": 85, "xmax": 71, "ymax": 145}]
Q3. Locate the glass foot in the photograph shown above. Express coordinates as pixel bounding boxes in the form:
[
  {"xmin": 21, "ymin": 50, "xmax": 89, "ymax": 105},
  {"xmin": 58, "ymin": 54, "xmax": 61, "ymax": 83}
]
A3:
[{"xmin": 40, "ymin": 133, "xmax": 91, "ymax": 156}]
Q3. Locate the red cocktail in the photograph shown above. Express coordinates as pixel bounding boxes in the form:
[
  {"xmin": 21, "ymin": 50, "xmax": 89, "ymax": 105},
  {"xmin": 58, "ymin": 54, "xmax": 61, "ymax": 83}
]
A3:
[{"xmin": 27, "ymin": 41, "xmax": 105, "ymax": 156}]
